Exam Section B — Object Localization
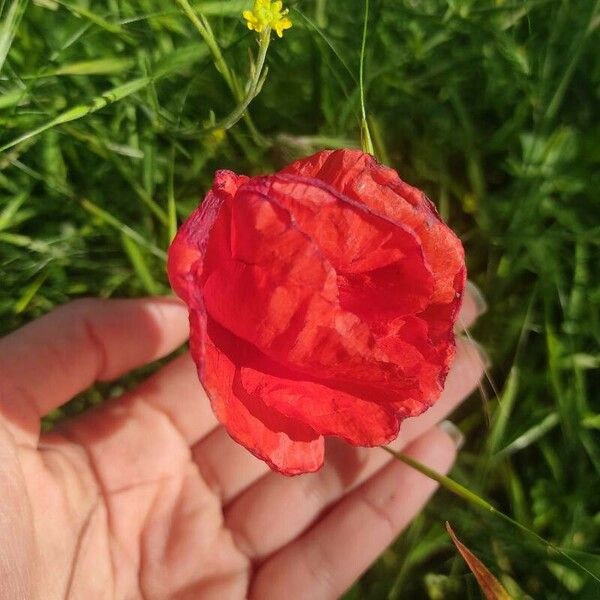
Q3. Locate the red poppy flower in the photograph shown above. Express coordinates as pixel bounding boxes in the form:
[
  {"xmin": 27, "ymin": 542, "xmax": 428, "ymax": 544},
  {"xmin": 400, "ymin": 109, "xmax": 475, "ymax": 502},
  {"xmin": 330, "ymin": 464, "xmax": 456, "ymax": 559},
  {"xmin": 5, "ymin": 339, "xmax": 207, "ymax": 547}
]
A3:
[{"xmin": 168, "ymin": 149, "xmax": 466, "ymax": 475}]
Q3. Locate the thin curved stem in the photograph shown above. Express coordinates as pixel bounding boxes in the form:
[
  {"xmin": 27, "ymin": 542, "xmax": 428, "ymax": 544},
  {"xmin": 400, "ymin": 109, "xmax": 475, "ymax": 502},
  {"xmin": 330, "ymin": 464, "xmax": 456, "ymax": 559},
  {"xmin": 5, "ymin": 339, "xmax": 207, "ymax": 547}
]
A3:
[
  {"xmin": 175, "ymin": 0, "xmax": 266, "ymax": 145},
  {"xmin": 359, "ymin": 0, "xmax": 374, "ymax": 155},
  {"xmin": 211, "ymin": 30, "xmax": 271, "ymax": 132},
  {"xmin": 383, "ymin": 446, "xmax": 600, "ymax": 585}
]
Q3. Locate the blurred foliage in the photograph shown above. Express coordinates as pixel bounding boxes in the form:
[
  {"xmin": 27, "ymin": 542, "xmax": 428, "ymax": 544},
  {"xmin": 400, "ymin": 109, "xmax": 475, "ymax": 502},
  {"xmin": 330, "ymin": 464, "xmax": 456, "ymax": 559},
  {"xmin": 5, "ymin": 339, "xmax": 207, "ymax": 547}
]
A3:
[{"xmin": 1, "ymin": 0, "xmax": 599, "ymax": 597}]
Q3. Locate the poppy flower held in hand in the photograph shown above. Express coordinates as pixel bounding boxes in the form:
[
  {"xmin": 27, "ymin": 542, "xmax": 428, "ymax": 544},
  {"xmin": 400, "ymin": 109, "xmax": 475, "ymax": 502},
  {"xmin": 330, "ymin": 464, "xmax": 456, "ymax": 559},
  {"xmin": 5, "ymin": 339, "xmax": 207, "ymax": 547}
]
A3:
[{"xmin": 168, "ymin": 149, "xmax": 466, "ymax": 475}]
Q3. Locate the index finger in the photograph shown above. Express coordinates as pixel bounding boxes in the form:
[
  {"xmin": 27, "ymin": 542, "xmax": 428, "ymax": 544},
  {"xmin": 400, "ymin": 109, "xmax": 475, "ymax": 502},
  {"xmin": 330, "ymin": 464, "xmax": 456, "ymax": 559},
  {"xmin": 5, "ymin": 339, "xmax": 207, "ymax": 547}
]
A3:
[{"xmin": 0, "ymin": 297, "xmax": 189, "ymax": 446}]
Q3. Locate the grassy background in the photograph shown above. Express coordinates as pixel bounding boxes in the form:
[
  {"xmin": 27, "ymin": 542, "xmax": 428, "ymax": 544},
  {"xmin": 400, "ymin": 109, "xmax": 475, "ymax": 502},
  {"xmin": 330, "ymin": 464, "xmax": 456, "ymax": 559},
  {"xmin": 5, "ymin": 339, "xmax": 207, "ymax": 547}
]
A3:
[{"xmin": 1, "ymin": 0, "xmax": 599, "ymax": 597}]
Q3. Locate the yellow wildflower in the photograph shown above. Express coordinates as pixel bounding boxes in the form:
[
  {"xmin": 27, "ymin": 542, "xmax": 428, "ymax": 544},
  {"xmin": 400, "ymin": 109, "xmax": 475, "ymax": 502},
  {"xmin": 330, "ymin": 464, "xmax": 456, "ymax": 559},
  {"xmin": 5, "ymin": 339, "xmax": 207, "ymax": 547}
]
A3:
[{"xmin": 243, "ymin": 0, "xmax": 292, "ymax": 38}]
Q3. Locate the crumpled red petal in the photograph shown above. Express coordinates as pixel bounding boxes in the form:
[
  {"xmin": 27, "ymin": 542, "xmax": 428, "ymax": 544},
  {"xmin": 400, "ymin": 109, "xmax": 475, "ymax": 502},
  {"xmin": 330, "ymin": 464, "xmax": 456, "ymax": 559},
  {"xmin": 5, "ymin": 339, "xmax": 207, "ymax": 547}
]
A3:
[
  {"xmin": 193, "ymin": 311, "xmax": 325, "ymax": 474},
  {"xmin": 168, "ymin": 149, "xmax": 466, "ymax": 475},
  {"xmin": 281, "ymin": 149, "xmax": 465, "ymax": 307}
]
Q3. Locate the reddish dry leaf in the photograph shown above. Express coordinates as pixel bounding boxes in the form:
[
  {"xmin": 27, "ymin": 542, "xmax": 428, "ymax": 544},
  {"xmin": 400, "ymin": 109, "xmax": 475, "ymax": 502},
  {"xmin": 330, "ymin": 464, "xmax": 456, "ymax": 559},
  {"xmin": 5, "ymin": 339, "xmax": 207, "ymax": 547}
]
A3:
[{"xmin": 446, "ymin": 522, "xmax": 513, "ymax": 600}]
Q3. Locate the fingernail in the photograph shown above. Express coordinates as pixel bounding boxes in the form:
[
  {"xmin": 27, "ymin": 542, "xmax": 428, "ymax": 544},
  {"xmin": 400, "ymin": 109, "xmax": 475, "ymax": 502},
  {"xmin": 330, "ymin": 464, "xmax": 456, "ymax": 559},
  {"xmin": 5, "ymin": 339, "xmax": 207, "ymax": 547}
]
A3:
[
  {"xmin": 439, "ymin": 420, "xmax": 465, "ymax": 450},
  {"xmin": 466, "ymin": 280, "xmax": 487, "ymax": 318}
]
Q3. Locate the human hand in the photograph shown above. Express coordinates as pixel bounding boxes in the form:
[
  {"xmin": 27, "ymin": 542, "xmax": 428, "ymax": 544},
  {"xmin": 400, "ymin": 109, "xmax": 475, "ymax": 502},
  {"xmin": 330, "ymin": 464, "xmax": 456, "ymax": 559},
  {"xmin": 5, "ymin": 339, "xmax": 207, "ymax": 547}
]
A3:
[{"xmin": 0, "ymin": 293, "xmax": 485, "ymax": 600}]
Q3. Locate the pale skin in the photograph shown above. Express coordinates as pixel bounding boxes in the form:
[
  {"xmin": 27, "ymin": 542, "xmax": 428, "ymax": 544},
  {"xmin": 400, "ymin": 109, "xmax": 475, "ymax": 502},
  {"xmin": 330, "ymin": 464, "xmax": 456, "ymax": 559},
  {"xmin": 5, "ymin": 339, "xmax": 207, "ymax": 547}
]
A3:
[{"xmin": 0, "ymin": 292, "xmax": 485, "ymax": 600}]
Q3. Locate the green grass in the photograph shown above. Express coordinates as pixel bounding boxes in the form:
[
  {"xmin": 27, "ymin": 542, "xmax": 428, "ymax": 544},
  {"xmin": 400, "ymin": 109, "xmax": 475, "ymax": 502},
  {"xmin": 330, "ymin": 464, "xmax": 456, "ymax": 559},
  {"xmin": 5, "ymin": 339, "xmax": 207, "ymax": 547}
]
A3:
[{"xmin": 1, "ymin": 0, "xmax": 599, "ymax": 597}]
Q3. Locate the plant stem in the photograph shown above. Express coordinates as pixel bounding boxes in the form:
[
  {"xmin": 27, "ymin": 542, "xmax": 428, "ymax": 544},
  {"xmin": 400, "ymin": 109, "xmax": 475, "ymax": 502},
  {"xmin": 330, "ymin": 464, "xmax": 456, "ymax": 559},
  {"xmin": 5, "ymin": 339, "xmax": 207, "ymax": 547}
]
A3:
[
  {"xmin": 359, "ymin": 0, "xmax": 374, "ymax": 155},
  {"xmin": 212, "ymin": 30, "xmax": 270, "ymax": 132},
  {"xmin": 383, "ymin": 446, "xmax": 600, "ymax": 584},
  {"xmin": 174, "ymin": 0, "xmax": 265, "ymax": 145}
]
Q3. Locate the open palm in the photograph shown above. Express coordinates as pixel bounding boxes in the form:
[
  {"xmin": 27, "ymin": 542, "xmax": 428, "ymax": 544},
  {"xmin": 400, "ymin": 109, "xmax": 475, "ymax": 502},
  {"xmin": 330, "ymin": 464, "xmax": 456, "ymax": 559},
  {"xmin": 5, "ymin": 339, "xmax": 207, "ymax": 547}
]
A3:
[{"xmin": 0, "ymin": 296, "xmax": 484, "ymax": 600}]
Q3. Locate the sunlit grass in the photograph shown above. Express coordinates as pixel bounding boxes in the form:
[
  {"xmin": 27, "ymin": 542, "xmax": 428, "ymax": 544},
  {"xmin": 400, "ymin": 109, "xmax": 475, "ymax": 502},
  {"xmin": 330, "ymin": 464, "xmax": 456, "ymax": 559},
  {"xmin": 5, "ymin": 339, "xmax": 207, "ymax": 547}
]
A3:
[{"xmin": 1, "ymin": 0, "xmax": 599, "ymax": 597}]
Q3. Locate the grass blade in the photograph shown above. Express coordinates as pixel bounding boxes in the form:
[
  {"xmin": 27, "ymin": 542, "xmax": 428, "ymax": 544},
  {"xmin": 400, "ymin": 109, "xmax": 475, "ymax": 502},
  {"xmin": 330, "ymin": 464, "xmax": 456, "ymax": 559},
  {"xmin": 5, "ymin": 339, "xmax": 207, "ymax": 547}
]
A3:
[
  {"xmin": 0, "ymin": 191, "xmax": 28, "ymax": 231},
  {"xmin": 167, "ymin": 144, "xmax": 177, "ymax": 243},
  {"xmin": 0, "ymin": 77, "xmax": 151, "ymax": 153},
  {"xmin": 47, "ymin": 57, "xmax": 135, "ymax": 76},
  {"xmin": 53, "ymin": 0, "xmax": 133, "ymax": 38},
  {"xmin": 359, "ymin": 0, "xmax": 374, "ymax": 155},
  {"xmin": 0, "ymin": 86, "xmax": 26, "ymax": 109},
  {"xmin": 0, "ymin": 0, "xmax": 27, "ymax": 74},
  {"xmin": 81, "ymin": 198, "xmax": 166, "ymax": 261},
  {"xmin": 121, "ymin": 233, "xmax": 161, "ymax": 295},
  {"xmin": 486, "ymin": 366, "xmax": 519, "ymax": 455},
  {"xmin": 14, "ymin": 271, "xmax": 47, "ymax": 314},
  {"xmin": 494, "ymin": 412, "xmax": 560, "ymax": 460}
]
